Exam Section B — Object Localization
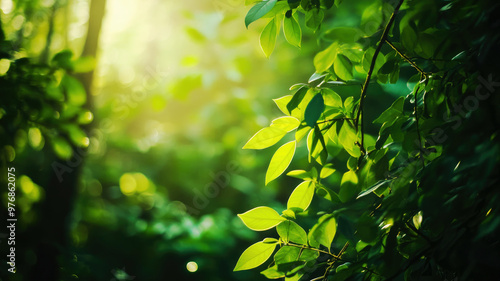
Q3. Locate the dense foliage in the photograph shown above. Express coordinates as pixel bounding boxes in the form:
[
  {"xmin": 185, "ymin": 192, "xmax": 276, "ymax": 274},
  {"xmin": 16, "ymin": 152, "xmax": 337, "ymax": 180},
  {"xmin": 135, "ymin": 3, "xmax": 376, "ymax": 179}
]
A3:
[{"xmin": 235, "ymin": 0, "xmax": 500, "ymax": 280}]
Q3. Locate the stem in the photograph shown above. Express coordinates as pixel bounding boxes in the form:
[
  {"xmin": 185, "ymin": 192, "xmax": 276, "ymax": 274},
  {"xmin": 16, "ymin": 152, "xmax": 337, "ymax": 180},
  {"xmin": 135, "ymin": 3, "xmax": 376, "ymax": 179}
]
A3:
[
  {"xmin": 414, "ymin": 85, "xmax": 426, "ymax": 169},
  {"xmin": 355, "ymin": 0, "xmax": 405, "ymax": 152},
  {"xmin": 385, "ymin": 39, "xmax": 427, "ymax": 78},
  {"xmin": 286, "ymin": 242, "xmax": 340, "ymax": 259}
]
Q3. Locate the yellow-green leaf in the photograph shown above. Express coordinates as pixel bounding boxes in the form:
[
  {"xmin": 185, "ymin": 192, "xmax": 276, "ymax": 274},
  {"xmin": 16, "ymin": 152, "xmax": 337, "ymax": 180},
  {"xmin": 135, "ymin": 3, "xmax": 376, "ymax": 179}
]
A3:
[
  {"xmin": 333, "ymin": 54, "xmax": 353, "ymax": 81},
  {"xmin": 314, "ymin": 42, "xmax": 338, "ymax": 73},
  {"xmin": 243, "ymin": 127, "xmax": 287, "ymax": 150},
  {"xmin": 287, "ymin": 181, "xmax": 315, "ymax": 211},
  {"xmin": 277, "ymin": 221, "xmax": 308, "ymax": 245},
  {"xmin": 238, "ymin": 206, "xmax": 286, "ymax": 231},
  {"xmin": 283, "ymin": 14, "xmax": 301, "ymax": 48},
  {"xmin": 266, "ymin": 141, "xmax": 297, "ymax": 185},
  {"xmin": 320, "ymin": 163, "xmax": 336, "ymax": 178},
  {"xmin": 234, "ymin": 240, "xmax": 277, "ymax": 271},
  {"xmin": 339, "ymin": 170, "xmax": 359, "ymax": 203},
  {"xmin": 308, "ymin": 215, "xmax": 337, "ymax": 249},
  {"xmin": 271, "ymin": 116, "xmax": 300, "ymax": 132},
  {"xmin": 260, "ymin": 18, "xmax": 280, "ymax": 58}
]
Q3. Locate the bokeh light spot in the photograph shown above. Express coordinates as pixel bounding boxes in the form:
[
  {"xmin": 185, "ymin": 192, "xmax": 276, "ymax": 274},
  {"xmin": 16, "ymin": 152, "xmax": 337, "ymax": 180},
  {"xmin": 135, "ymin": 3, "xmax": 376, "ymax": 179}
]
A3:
[{"xmin": 186, "ymin": 261, "xmax": 198, "ymax": 273}]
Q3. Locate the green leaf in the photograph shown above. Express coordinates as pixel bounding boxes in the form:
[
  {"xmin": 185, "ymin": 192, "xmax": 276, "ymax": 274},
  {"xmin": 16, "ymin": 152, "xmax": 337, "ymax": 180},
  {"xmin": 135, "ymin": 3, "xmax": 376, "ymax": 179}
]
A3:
[
  {"xmin": 338, "ymin": 121, "xmax": 360, "ymax": 157},
  {"xmin": 322, "ymin": 88, "xmax": 342, "ymax": 107},
  {"xmin": 61, "ymin": 75, "xmax": 87, "ymax": 106},
  {"xmin": 274, "ymin": 95, "xmax": 293, "ymax": 115},
  {"xmin": 295, "ymin": 125, "xmax": 311, "ymax": 142},
  {"xmin": 305, "ymin": 8, "xmax": 324, "ymax": 31},
  {"xmin": 238, "ymin": 206, "xmax": 287, "ymax": 231},
  {"xmin": 271, "ymin": 116, "xmax": 300, "ymax": 132},
  {"xmin": 261, "ymin": 265, "xmax": 286, "ymax": 279},
  {"xmin": 286, "ymin": 168, "xmax": 317, "ymax": 181},
  {"xmin": 243, "ymin": 127, "xmax": 288, "ymax": 150},
  {"xmin": 234, "ymin": 240, "xmax": 277, "ymax": 271},
  {"xmin": 245, "ymin": 0, "xmax": 278, "ymax": 28},
  {"xmin": 287, "ymin": 181, "xmax": 315, "ymax": 211},
  {"xmin": 309, "ymin": 214, "xmax": 337, "ymax": 248},
  {"xmin": 274, "ymin": 246, "xmax": 301, "ymax": 263},
  {"xmin": 357, "ymin": 180, "xmax": 390, "ymax": 199},
  {"xmin": 320, "ymin": 163, "xmax": 336, "ymax": 178},
  {"xmin": 283, "ymin": 13, "xmax": 302, "ymax": 48},
  {"xmin": 260, "ymin": 18, "xmax": 280, "ymax": 57},
  {"xmin": 266, "ymin": 141, "xmax": 297, "ymax": 185},
  {"xmin": 373, "ymin": 96, "xmax": 404, "ymax": 125},
  {"xmin": 323, "ymin": 27, "xmax": 362, "ymax": 43},
  {"xmin": 333, "ymin": 54, "xmax": 353, "ymax": 81},
  {"xmin": 304, "ymin": 93, "xmax": 325, "ymax": 127},
  {"xmin": 339, "ymin": 170, "xmax": 359, "ymax": 203},
  {"xmin": 286, "ymin": 86, "xmax": 309, "ymax": 118},
  {"xmin": 277, "ymin": 220, "xmax": 308, "ymax": 245},
  {"xmin": 314, "ymin": 42, "xmax": 338, "ymax": 73}
]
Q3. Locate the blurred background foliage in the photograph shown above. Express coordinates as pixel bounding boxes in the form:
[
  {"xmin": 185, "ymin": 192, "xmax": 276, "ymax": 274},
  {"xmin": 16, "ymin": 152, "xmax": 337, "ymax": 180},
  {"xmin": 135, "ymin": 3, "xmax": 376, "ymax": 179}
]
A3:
[{"xmin": 0, "ymin": 0, "xmax": 418, "ymax": 280}]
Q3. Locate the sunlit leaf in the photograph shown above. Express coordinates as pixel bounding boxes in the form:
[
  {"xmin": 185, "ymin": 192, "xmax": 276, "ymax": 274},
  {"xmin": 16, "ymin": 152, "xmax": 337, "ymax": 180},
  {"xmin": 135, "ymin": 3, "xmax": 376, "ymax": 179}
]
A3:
[
  {"xmin": 234, "ymin": 240, "xmax": 277, "ymax": 271},
  {"xmin": 287, "ymin": 181, "xmax": 315, "ymax": 212},
  {"xmin": 245, "ymin": 0, "xmax": 278, "ymax": 27},
  {"xmin": 277, "ymin": 220, "xmax": 308, "ymax": 245},
  {"xmin": 333, "ymin": 54, "xmax": 353, "ymax": 81},
  {"xmin": 339, "ymin": 170, "xmax": 359, "ymax": 203},
  {"xmin": 274, "ymin": 95, "xmax": 293, "ymax": 115},
  {"xmin": 314, "ymin": 42, "xmax": 338, "ymax": 73},
  {"xmin": 271, "ymin": 116, "xmax": 300, "ymax": 132},
  {"xmin": 238, "ymin": 206, "xmax": 286, "ymax": 231},
  {"xmin": 320, "ymin": 163, "xmax": 336, "ymax": 178},
  {"xmin": 260, "ymin": 18, "xmax": 280, "ymax": 57},
  {"xmin": 308, "ymin": 214, "xmax": 337, "ymax": 248},
  {"xmin": 243, "ymin": 127, "xmax": 288, "ymax": 150},
  {"xmin": 283, "ymin": 13, "xmax": 301, "ymax": 48},
  {"xmin": 266, "ymin": 141, "xmax": 296, "ymax": 185}
]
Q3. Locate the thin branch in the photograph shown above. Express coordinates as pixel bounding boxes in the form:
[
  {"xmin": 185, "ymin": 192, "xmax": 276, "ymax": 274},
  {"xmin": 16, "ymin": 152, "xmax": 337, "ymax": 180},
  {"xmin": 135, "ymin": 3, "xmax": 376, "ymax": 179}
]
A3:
[
  {"xmin": 285, "ymin": 243, "xmax": 340, "ymax": 259},
  {"xmin": 355, "ymin": 0, "xmax": 405, "ymax": 153},
  {"xmin": 385, "ymin": 39, "xmax": 427, "ymax": 79},
  {"xmin": 413, "ymin": 85, "xmax": 426, "ymax": 169},
  {"xmin": 316, "ymin": 117, "xmax": 354, "ymax": 125}
]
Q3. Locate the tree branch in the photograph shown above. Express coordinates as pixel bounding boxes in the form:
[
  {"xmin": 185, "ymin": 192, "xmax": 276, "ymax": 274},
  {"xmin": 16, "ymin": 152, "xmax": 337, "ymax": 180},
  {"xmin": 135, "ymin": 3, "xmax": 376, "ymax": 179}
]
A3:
[
  {"xmin": 385, "ymin": 39, "xmax": 427, "ymax": 79},
  {"xmin": 355, "ymin": 0, "xmax": 405, "ymax": 153}
]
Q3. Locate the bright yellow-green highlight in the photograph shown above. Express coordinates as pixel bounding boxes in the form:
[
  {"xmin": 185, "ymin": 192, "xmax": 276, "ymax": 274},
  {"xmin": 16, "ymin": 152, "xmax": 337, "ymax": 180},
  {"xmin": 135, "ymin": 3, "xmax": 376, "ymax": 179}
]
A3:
[
  {"xmin": 186, "ymin": 261, "xmax": 198, "ymax": 273},
  {"xmin": 28, "ymin": 127, "xmax": 43, "ymax": 149},
  {"xmin": 119, "ymin": 172, "xmax": 152, "ymax": 196},
  {"xmin": 0, "ymin": 59, "xmax": 11, "ymax": 75},
  {"xmin": 20, "ymin": 175, "xmax": 43, "ymax": 201}
]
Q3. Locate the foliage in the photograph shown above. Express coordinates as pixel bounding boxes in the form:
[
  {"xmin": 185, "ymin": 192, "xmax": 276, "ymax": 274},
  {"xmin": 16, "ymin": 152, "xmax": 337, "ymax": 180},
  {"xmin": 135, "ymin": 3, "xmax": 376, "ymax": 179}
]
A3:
[{"xmin": 235, "ymin": 0, "xmax": 500, "ymax": 280}]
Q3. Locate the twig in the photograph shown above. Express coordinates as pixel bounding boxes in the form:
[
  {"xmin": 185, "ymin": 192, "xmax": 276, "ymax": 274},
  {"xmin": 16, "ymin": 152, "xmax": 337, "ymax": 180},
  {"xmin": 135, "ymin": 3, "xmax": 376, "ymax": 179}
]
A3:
[
  {"xmin": 355, "ymin": 0, "xmax": 405, "ymax": 153},
  {"xmin": 385, "ymin": 39, "xmax": 428, "ymax": 79},
  {"xmin": 413, "ymin": 84, "xmax": 426, "ymax": 169}
]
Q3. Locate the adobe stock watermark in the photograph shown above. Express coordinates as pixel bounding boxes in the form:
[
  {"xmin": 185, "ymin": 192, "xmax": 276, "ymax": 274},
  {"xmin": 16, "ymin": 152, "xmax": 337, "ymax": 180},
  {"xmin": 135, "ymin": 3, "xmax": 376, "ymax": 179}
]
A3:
[{"xmin": 51, "ymin": 64, "xmax": 170, "ymax": 183}]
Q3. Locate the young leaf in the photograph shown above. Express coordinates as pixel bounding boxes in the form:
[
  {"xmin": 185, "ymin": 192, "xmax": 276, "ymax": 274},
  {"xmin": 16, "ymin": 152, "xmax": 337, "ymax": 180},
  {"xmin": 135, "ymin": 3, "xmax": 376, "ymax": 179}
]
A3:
[
  {"xmin": 304, "ymin": 93, "xmax": 325, "ymax": 127},
  {"xmin": 274, "ymin": 95, "xmax": 293, "ymax": 115},
  {"xmin": 373, "ymin": 96, "xmax": 404, "ymax": 125},
  {"xmin": 308, "ymin": 214, "xmax": 337, "ymax": 248},
  {"xmin": 260, "ymin": 18, "xmax": 280, "ymax": 58},
  {"xmin": 277, "ymin": 220, "xmax": 308, "ymax": 245},
  {"xmin": 339, "ymin": 170, "xmax": 359, "ymax": 203},
  {"xmin": 243, "ymin": 127, "xmax": 287, "ymax": 150},
  {"xmin": 234, "ymin": 240, "xmax": 277, "ymax": 271},
  {"xmin": 238, "ymin": 207, "xmax": 286, "ymax": 231},
  {"xmin": 266, "ymin": 141, "xmax": 297, "ymax": 185},
  {"xmin": 245, "ymin": 0, "xmax": 278, "ymax": 28},
  {"xmin": 314, "ymin": 42, "xmax": 338, "ymax": 73},
  {"xmin": 287, "ymin": 181, "xmax": 315, "ymax": 212},
  {"xmin": 322, "ymin": 88, "xmax": 342, "ymax": 107},
  {"xmin": 305, "ymin": 8, "xmax": 324, "ymax": 31},
  {"xmin": 333, "ymin": 54, "xmax": 353, "ymax": 81},
  {"xmin": 283, "ymin": 14, "xmax": 302, "ymax": 48},
  {"xmin": 261, "ymin": 265, "xmax": 286, "ymax": 279},
  {"xmin": 287, "ymin": 169, "xmax": 316, "ymax": 181},
  {"xmin": 274, "ymin": 246, "xmax": 301, "ymax": 263},
  {"xmin": 271, "ymin": 116, "xmax": 300, "ymax": 132},
  {"xmin": 320, "ymin": 163, "xmax": 336, "ymax": 178},
  {"xmin": 338, "ymin": 121, "xmax": 360, "ymax": 157}
]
